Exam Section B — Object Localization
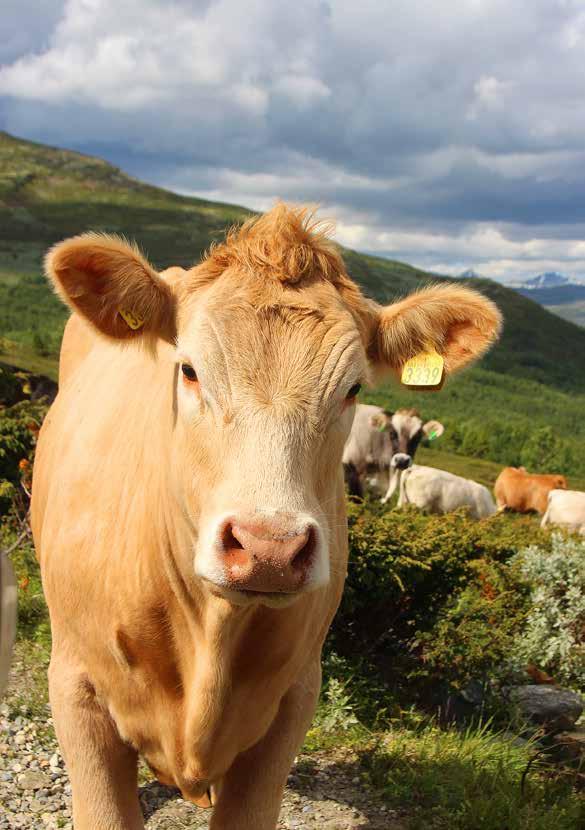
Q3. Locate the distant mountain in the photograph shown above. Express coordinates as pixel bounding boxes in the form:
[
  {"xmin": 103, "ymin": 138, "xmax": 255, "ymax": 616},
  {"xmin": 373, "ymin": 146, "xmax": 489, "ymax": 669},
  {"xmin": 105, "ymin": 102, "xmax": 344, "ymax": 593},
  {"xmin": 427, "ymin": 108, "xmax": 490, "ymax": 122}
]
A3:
[
  {"xmin": 520, "ymin": 272, "xmax": 572, "ymax": 290},
  {"xmin": 514, "ymin": 283, "xmax": 585, "ymax": 329},
  {"xmin": 510, "ymin": 272, "xmax": 585, "ymax": 329}
]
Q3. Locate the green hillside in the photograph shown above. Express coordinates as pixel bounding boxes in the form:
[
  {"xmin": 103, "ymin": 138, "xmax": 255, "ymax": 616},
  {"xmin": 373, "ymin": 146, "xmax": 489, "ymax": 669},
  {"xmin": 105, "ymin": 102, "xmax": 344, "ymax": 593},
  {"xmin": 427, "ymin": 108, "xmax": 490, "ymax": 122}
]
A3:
[
  {"xmin": 548, "ymin": 301, "xmax": 585, "ymax": 328},
  {"xmin": 3, "ymin": 130, "xmax": 585, "ymax": 389},
  {"xmin": 365, "ymin": 367, "xmax": 585, "ymax": 479},
  {"xmin": 1, "ymin": 130, "xmax": 584, "ymax": 475}
]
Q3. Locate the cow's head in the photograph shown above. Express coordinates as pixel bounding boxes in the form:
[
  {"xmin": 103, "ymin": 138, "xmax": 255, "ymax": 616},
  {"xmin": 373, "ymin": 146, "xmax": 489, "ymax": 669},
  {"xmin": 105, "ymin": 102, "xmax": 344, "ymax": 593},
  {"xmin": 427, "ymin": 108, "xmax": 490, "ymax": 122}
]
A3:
[
  {"xmin": 369, "ymin": 408, "xmax": 444, "ymax": 471},
  {"xmin": 45, "ymin": 204, "xmax": 501, "ymax": 606}
]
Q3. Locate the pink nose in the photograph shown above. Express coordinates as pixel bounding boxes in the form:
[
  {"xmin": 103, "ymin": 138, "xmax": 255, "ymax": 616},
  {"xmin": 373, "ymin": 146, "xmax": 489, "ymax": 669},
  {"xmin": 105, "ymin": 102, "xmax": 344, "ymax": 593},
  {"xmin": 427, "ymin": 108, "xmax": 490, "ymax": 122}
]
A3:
[{"xmin": 219, "ymin": 517, "xmax": 316, "ymax": 593}]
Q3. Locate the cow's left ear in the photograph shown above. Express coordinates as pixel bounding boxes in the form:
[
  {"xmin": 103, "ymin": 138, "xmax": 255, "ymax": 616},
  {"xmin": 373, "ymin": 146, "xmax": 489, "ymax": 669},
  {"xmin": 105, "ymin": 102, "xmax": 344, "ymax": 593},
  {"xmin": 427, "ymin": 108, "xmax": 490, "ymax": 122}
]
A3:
[
  {"xmin": 45, "ymin": 233, "xmax": 177, "ymax": 344},
  {"xmin": 369, "ymin": 412, "xmax": 392, "ymax": 432},
  {"xmin": 370, "ymin": 284, "xmax": 502, "ymax": 376},
  {"xmin": 423, "ymin": 420, "xmax": 444, "ymax": 440}
]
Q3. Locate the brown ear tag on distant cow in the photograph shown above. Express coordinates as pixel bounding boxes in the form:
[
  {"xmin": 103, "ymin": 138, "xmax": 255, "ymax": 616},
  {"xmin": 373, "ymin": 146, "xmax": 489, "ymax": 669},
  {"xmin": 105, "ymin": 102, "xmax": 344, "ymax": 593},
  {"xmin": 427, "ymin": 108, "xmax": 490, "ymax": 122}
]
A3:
[
  {"xmin": 401, "ymin": 347, "xmax": 444, "ymax": 391},
  {"xmin": 119, "ymin": 308, "xmax": 145, "ymax": 331}
]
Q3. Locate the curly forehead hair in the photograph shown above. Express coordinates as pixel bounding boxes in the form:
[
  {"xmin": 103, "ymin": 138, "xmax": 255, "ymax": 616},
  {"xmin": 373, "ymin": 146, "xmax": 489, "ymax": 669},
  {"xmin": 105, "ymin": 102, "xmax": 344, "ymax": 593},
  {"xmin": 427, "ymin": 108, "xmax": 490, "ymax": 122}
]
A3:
[{"xmin": 201, "ymin": 202, "xmax": 350, "ymax": 286}]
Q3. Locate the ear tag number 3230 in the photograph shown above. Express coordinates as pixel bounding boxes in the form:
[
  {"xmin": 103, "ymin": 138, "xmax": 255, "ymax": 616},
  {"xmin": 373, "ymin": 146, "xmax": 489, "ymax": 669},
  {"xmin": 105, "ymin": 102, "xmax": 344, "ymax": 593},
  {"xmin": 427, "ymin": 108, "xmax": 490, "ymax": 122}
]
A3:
[{"xmin": 401, "ymin": 348, "xmax": 444, "ymax": 390}]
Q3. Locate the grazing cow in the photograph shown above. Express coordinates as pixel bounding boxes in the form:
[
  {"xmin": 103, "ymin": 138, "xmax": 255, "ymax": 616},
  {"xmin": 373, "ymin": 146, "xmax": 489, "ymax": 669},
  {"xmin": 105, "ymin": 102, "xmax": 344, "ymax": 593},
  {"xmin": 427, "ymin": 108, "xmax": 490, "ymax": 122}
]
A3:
[
  {"xmin": 31, "ymin": 204, "xmax": 501, "ymax": 830},
  {"xmin": 494, "ymin": 467, "xmax": 567, "ymax": 514},
  {"xmin": 396, "ymin": 465, "xmax": 496, "ymax": 519},
  {"xmin": 342, "ymin": 404, "xmax": 444, "ymax": 500},
  {"xmin": 541, "ymin": 489, "xmax": 585, "ymax": 534}
]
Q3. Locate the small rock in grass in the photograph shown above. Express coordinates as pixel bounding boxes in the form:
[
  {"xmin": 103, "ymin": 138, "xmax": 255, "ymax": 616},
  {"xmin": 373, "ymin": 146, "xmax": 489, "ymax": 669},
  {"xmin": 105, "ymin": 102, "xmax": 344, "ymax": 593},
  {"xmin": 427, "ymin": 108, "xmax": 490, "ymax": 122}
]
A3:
[{"xmin": 506, "ymin": 685, "xmax": 584, "ymax": 731}]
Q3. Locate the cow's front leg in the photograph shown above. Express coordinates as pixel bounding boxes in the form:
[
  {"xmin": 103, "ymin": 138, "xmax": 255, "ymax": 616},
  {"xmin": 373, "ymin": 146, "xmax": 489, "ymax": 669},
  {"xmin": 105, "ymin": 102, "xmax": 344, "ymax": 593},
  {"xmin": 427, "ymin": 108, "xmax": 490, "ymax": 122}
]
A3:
[
  {"xmin": 49, "ymin": 655, "xmax": 144, "ymax": 830},
  {"xmin": 210, "ymin": 659, "xmax": 321, "ymax": 830}
]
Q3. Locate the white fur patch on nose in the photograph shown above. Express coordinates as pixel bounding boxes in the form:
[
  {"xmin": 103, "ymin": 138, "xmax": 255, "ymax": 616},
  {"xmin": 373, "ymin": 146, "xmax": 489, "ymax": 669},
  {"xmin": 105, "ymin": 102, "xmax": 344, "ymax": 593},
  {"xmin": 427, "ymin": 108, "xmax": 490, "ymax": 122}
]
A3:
[{"xmin": 391, "ymin": 453, "xmax": 412, "ymax": 469}]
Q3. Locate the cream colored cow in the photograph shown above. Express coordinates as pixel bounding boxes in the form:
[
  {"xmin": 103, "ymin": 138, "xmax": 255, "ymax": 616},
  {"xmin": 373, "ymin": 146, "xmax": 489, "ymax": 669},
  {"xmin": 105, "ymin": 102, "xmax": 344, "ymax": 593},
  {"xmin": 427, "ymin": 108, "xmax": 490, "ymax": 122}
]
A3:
[{"xmin": 31, "ymin": 204, "xmax": 501, "ymax": 830}]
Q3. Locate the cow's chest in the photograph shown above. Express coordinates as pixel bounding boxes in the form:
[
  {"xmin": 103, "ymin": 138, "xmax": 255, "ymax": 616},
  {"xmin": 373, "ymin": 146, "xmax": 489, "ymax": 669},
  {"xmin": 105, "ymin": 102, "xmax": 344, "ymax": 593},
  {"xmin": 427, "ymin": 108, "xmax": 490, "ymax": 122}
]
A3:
[{"xmin": 103, "ymin": 621, "xmax": 293, "ymax": 801}]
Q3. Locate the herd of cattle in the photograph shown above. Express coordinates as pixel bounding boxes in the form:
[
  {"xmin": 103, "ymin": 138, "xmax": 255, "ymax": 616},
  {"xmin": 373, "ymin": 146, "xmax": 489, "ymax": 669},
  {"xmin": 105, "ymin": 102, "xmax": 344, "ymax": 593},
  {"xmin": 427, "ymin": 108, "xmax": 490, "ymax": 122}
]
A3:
[{"xmin": 343, "ymin": 403, "xmax": 585, "ymax": 533}]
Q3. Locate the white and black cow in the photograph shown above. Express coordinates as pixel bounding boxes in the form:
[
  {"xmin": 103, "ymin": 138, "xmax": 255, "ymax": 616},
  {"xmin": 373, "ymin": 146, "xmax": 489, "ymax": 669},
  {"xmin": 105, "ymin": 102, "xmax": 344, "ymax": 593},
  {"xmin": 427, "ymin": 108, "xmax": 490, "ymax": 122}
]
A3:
[{"xmin": 342, "ymin": 404, "xmax": 444, "ymax": 500}]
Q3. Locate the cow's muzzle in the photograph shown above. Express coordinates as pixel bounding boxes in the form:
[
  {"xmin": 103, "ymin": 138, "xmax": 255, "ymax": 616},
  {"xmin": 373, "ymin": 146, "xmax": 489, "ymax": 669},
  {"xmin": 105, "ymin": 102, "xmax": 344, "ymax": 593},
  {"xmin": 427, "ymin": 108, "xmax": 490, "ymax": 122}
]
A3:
[
  {"xmin": 197, "ymin": 512, "xmax": 327, "ymax": 601},
  {"xmin": 391, "ymin": 453, "xmax": 412, "ymax": 471}
]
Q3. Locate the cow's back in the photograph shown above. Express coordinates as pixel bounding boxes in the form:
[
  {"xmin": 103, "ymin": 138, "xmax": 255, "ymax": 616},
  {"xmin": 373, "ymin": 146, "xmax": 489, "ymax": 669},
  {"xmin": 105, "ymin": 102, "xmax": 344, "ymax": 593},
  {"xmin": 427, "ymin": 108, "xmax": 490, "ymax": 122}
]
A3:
[
  {"xmin": 470, "ymin": 482, "xmax": 496, "ymax": 519},
  {"xmin": 401, "ymin": 466, "xmax": 494, "ymax": 518},
  {"xmin": 495, "ymin": 467, "xmax": 564, "ymax": 514},
  {"xmin": 544, "ymin": 489, "xmax": 585, "ymax": 529}
]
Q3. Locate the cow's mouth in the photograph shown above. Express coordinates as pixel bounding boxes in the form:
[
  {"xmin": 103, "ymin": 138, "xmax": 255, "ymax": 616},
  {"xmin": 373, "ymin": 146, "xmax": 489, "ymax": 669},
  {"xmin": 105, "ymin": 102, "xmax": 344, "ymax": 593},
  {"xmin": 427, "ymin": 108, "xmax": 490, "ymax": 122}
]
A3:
[{"xmin": 205, "ymin": 580, "xmax": 302, "ymax": 608}]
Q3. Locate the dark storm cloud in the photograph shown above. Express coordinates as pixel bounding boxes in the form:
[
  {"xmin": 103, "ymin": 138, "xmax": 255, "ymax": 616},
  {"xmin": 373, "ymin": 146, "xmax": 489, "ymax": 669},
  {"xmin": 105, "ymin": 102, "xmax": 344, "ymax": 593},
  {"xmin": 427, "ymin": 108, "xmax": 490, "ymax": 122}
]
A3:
[{"xmin": 2, "ymin": 0, "xmax": 585, "ymax": 280}]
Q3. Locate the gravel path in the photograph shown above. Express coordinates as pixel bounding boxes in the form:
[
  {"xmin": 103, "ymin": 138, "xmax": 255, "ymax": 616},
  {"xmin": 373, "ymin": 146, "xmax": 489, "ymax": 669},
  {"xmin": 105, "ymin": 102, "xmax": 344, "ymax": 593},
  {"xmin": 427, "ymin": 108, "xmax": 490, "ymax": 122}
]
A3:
[{"xmin": 1, "ymin": 656, "xmax": 403, "ymax": 830}]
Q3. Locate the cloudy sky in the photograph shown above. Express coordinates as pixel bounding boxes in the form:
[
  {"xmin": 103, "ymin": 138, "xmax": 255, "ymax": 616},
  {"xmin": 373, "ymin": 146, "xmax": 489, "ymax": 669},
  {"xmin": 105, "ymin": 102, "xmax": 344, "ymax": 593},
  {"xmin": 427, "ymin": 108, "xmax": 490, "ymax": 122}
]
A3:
[{"xmin": 2, "ymin": 0, "xmax": 585, "ymax": 282}]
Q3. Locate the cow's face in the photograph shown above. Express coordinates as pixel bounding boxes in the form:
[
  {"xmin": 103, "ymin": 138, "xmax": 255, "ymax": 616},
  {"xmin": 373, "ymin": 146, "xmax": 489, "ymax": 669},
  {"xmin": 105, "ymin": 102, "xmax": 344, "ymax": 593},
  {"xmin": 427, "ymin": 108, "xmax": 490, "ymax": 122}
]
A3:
[
  {"xmin": 370, "ymin": 409, "xmax": 444, "ymax": 471},
  {"xmin": 172, "ymin": 278, "xmax": 366, "ymax": 606},
  {"xmin": 45, "ymin": 204, "xmax": 501, "ymax": 606}
]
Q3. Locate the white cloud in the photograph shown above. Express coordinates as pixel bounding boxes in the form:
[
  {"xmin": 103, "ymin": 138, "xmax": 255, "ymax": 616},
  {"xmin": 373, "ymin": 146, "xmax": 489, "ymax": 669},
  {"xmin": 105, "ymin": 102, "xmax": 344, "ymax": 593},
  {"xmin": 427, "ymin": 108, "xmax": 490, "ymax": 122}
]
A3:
[{"xmin": 2, "ymin": 0, "xmax": 585, "ymax": 282}]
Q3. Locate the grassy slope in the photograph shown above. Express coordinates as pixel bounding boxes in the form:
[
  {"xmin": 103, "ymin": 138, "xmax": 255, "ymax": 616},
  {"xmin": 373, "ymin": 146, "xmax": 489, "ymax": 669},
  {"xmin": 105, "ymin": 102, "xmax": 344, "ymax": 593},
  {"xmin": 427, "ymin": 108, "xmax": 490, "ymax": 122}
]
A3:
[
  {"xmin": 3, "ymin": 130, "xmax": 585, "ymax": 387},
  {"xmin": 547, "ymin": 301, "xmax": 585, "ymax": 328},
  {"xmin": 2, "ymin": 130, "xmax": 585, "ymax": 473},
  {"xmin": 415, "ymin": 446, "xmax": 585, "ymax": 492}
]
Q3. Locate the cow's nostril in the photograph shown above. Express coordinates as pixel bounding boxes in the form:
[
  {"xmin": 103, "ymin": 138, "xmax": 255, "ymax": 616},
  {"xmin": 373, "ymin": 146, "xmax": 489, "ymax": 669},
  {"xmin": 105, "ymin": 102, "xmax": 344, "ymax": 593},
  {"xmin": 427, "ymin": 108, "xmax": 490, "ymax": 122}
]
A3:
[
  {"xmin": 222, "ymin": 523, "xmax": 244, "ymax": 551},
  {"xmin": 291, "ymin": 527, "xmax": 316, "ymax": 572}
]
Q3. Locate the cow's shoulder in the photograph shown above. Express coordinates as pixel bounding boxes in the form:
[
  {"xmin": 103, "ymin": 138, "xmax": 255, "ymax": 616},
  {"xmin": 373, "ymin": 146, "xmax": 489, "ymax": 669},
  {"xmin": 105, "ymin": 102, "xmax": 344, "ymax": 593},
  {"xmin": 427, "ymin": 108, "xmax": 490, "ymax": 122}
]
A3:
[{"xmin": 58, "ymin": 313, "xmax": 97, "ymax": 388}]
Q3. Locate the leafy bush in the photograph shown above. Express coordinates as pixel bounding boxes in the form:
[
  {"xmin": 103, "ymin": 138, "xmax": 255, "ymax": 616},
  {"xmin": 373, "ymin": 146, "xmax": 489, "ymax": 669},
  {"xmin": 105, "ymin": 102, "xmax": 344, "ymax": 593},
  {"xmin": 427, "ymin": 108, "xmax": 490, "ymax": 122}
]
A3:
[
  {"xmin": 329, "ymin": 501, "xmax": 550, "ymax": 702},
  {"xmin": 510, "ymin": 534, "xmax": 585, "ymax": 690},
  {"xmin": 0, "ymin": 397, "xmax": 47, "ymax": 511},
  {"xmin": 415, "ymin": 558, "xmax": 529, "ymax": 691}
]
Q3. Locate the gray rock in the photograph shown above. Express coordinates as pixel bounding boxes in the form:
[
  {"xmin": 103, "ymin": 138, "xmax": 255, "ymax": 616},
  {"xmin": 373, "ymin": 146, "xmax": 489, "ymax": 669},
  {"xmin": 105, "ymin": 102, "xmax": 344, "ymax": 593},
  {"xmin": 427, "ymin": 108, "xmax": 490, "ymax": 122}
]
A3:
[
  {"xmin": 507, "ymin": 685, "xmax": 584, "ymax": 730},
  {"xmin": 17, "ymin": 770, "xmax": 50, "ymax": 791}
]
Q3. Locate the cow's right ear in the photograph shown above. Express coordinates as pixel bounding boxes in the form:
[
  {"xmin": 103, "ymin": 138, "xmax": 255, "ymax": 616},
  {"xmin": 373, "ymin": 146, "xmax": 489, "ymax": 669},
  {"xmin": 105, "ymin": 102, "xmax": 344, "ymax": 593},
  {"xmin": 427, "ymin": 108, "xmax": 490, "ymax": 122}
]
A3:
[{"xmin": 45, "ymin": 234, "xmax": 177, "ymax": 344}]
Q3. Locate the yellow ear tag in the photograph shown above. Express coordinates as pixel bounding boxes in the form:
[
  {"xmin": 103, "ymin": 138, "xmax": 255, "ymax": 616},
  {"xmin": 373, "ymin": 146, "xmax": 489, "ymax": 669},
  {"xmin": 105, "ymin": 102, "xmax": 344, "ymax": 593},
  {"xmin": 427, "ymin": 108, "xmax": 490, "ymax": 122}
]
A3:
[
  {"xmin": 119, "ymin": 308, "xmax": 145, "ymax": 331},
  {"xmin": 401, "ymin": 347, "xmax": 444, "ymax": 390}
]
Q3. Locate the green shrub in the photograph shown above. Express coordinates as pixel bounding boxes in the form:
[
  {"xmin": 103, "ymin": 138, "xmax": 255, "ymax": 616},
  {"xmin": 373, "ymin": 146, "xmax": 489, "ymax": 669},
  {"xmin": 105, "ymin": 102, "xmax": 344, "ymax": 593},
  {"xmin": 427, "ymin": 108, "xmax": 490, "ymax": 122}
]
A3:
[
  {"xmin": 414, "ymin": 558, "xmax": 529, "ymax": 690},
  {"xmin": 510, "ymin": 534, "xmax": 585, "ymax": 689},
  {"xmin": 0, "ymin": 478, "xmax": 17, "ymax": 515},
  {"xmin": 0, "ymin": 397, "xmax": 47, "ymax": 498},
  {"xmin": 329, "ymin": 502, "xmax": 549, "ymax": 701}
]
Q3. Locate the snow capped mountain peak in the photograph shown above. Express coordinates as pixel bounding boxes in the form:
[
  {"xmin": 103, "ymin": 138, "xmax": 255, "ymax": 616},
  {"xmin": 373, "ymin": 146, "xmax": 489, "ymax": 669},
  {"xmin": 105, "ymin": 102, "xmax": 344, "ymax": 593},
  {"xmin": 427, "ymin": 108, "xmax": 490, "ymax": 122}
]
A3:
[{"xmin": 522, "ymin": 272, "xmax": 570, "ymax": 289}]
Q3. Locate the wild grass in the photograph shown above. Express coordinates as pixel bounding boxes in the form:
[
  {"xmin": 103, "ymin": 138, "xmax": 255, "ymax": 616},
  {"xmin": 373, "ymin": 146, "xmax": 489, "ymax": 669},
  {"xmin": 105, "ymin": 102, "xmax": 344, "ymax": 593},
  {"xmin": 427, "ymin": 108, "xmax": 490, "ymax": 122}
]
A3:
[
  {"xmin": 360, "ymin": 723, "xmax": 584, "ymax": 830},
  {"xmin": 306, "ymin": 662, "xmax": 585, "ymax": 829}
]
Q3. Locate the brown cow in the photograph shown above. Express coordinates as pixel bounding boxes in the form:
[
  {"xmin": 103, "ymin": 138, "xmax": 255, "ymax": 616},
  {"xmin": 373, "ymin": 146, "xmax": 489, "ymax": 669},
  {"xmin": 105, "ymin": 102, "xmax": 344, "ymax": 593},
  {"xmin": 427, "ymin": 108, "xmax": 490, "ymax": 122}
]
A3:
[
  {"xmin": 31, "ymin": 204, "xmax": 501, "ymax": 830},
  {"xmin": 494, "ymin": 466, "xmax": 567, "ymax": 514}
]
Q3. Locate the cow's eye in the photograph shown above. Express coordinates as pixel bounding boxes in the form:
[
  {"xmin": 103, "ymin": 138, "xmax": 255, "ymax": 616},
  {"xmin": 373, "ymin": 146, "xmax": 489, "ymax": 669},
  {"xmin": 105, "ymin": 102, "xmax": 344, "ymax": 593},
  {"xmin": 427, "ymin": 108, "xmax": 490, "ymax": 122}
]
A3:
[
  {"xmin": 346, "ymin": 383, "xmax": 362, "ymax": 399},
  {"xmin": 181, "ymin": 364, "xmax": 198, "ymax": 382}
]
